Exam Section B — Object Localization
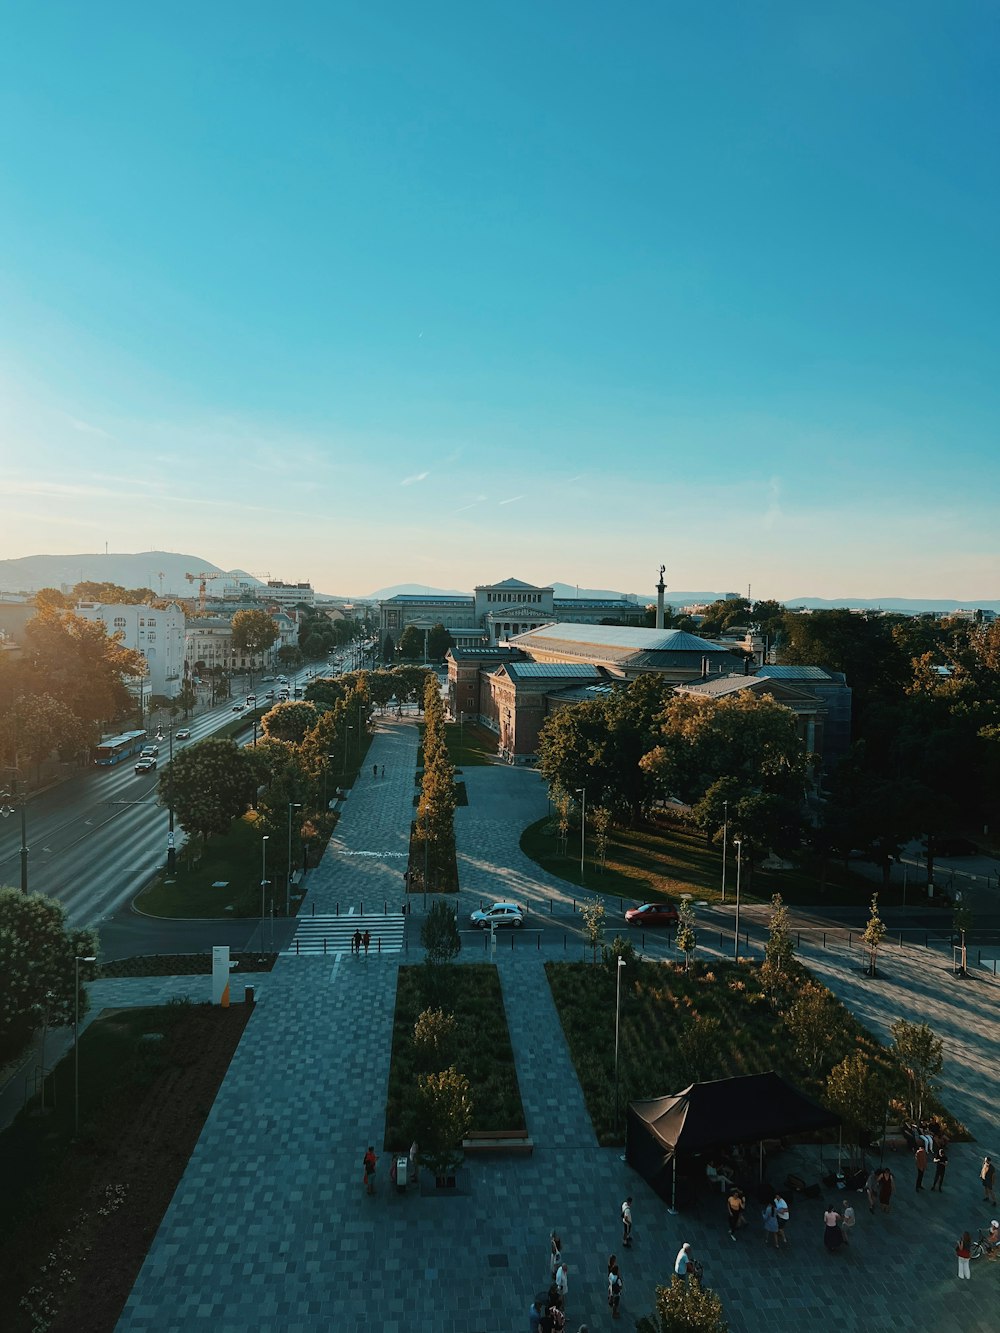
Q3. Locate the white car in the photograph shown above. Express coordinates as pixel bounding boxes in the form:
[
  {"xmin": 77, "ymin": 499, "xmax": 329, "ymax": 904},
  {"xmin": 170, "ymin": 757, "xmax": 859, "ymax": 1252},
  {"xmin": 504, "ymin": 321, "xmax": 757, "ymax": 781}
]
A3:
[
  {"xmin": 134, "ymin": 755, "xmax": 157, "ymax": 774},
  {"xmin": 176, "ymin": 728, "xmax": 191, "ymax": 740},
  {"xmin": 232, "ymin": 703, "xmax": 245, "ymax": 713},
  {"xmin": 469, "ymin": 901, "xmax": 524, "ymax": 930}
]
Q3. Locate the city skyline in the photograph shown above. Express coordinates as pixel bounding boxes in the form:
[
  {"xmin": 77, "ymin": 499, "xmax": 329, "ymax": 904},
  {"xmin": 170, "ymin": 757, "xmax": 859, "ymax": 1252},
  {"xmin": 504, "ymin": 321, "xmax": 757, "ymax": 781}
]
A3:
[{"xmin": 2, "ymin": 4, "xmax": 998, "ymax": 601}]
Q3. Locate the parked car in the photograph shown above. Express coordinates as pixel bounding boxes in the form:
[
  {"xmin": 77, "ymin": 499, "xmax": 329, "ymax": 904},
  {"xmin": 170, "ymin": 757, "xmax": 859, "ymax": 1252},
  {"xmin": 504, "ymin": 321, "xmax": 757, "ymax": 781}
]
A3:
[
  {"xmin": 175, "ymin": 728, "xmax": 191, "ymax": 740},
  {"xmin": 624, "ymin": 901, "xmax": 679, "ymax": 927},
  {"xmin": 469, "ymin": 901, "xmax": 524, "ymax": 929},
  {"xmin": 134, "ymin": 755, "xmax": 157, "ymax": 773}
]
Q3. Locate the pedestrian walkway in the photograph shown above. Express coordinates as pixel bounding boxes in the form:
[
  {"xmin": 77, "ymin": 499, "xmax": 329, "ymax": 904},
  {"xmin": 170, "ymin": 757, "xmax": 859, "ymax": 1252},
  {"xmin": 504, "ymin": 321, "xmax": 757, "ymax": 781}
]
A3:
[
  {"xmin": 283, "ymin": 912, "xmax": 406, "ymax": 956},
  {"xmin": 111, "ymin": 743, "xmax": 999, "ymax": 1332}
]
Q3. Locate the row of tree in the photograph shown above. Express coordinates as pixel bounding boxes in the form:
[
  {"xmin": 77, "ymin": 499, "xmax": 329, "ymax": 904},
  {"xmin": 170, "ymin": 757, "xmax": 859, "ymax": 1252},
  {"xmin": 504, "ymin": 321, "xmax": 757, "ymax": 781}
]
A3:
[
  {"xmin": 382, "ymin": 621, "xmax": 455, "ymax": 664},
  {"xmin": 412, "ymin": 674, "xmax": 458, "ymax": 890}
]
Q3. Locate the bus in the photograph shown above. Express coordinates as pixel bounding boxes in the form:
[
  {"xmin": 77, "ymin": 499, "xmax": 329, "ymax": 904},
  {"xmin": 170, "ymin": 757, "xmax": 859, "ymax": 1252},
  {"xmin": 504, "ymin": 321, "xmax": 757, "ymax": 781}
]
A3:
[{"xmin": 94, "ymin": 729, "xmax": 148, "ymax": 766}]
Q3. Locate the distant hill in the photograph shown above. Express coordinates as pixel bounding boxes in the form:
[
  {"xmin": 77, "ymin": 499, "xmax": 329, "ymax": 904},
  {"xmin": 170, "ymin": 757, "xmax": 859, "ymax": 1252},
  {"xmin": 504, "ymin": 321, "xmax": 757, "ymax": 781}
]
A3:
[
  {"xmin": 785, "ymin": 595, "xmax": 1000, "ymax": 613},
  {"xmin": 0, "ymin": 552, "xmax": 262, "ymax": 598},
  {"xmin": 365, "ymin": 583, "xmax": 472, "ymax": 599}
]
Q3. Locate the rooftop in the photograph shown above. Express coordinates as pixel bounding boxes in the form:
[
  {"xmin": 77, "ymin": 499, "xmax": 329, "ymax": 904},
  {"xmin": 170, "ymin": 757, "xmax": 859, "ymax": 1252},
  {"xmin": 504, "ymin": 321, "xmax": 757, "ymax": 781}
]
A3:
[
  {"xmin": 501, "ymin": 662, "xmax": 607, "ymax": 680},
  {"xmin": 757, "ymin": 664, "xmax": 836, "ymax": 682},
  {"xmin": 510, "ymin": 623, "xmax": 733, "ymax": 654}
]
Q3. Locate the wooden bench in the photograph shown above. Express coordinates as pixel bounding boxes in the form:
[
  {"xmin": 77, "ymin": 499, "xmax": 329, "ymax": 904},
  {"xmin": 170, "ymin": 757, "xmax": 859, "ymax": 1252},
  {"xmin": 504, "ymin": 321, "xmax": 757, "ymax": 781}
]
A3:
[{"xmin": 462, "ymin": 1129, "xmax": 534, "ymax": 1156}]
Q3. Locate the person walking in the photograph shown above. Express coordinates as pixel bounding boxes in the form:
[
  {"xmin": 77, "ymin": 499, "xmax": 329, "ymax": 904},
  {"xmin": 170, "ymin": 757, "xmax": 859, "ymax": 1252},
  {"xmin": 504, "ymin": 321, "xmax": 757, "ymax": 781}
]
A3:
[
  {"xmin": 528, "ymin": 1299, "xmax": 545, "ymax": 1333},
  {"xmin": 956, "ymin": 1231, "xmax": 972, "ymax": 1279},
  {"xmin": 362, "ymin": 929, "xmax": 371, "ymax": 956},
  {"xmin": 762, "ymin": 1201, "xmax": 780, "ymax": 1250},
  {"xmin": 865, "ymin": 1167, "xmax": 879, "ymax": 1214},
  {"xmin": 554, "ymin": 1261, "xmax": 569, "ymax": 1307},
  {"xmin": 550, "ymin": 1232, "xmax": 562, "ymax": 1280},
  {"xmin": 823, "ymin": 1204, "xmax": 844, "ymax": 1254},
  {"xmin": 373, "ymin": 763, "xmax": 378, "ymax": 779},
  {"xmin": 726, "ymin": 1186, "xmax": 746, "ymax": 1239},
  {"xmin": 773, "ymin": 1192, "xmax": 790, "ymax": 1246},
  {"xmin": 981, "ymin": 1155, "xmax": 996, "ymax": 1204},
  {"xmin": 381, "ymin": 764, "xmax": 386, "ymax": 778},
  {"xmin": 362, "ymin": 1145, "xmax": 377, "ymax": 1195},
  {"xmin": 840, "ymin": 1200, "xmax": 856, "ymax": 1244},
  {"xmin": 878, "ymin": 1167, "xmax": 895, "ymax": 1214},
  {"xmin": 621, "ymin": 1197, "xmax": 633, "ymax": 1248},
  {"xmin": 931, "ymin": 1143, "xmax": 948, "ymax": 1191},
  {"xmin": 674, "ymin": 1243, "xmax": 693, "ymax": 1278},
  {"xmin": 607, "ymin": 1263, "xmax": 623, "ymax": 1319},
  {"xmin": 352, "ymin": 928, "xmax": 362, "ymax": 956},
  {"xmin": 915, "ymin": 1143, "xmax": 928, "ymax": 1191}
]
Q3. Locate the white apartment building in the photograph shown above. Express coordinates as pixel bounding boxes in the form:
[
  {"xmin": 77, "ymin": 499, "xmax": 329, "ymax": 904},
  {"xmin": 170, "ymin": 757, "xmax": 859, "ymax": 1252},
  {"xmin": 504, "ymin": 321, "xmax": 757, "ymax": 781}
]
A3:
[
  {"xmin": 262, "ymin": 580, "xmax": 315, "ymax": 610},
  {"xmin": 76, "ymin": 601, "xmax": 185, "ymax": 698}
]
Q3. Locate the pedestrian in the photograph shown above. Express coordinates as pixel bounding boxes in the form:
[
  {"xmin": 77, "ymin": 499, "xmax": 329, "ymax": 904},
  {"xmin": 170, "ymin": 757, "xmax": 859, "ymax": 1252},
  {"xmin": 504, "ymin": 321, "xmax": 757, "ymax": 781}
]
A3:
[
  {"xmin": 674, "ymin": 1242, "xmax": 693, "ymax": 1278},
  {"xmin": 362, "ymin": 1145, "xmax": 377, "ymax": 1195},
  {"xmin": 529, "ymin": 1299, "xmax": 544, "ymax": 1333},
  {"xmin": 352, "ymin": 928, "xmax": 362, "ymax": 956},
  {"xmin": 550, "ymin": 1232, "xmax": 562, "ymax": 1279},
  {"xmin": 865, "ymin": 1166, "xmax": 878, "ymax": 1213},
  {"xmin": 878, "ymin": 1166, "xmax": 895, "ymax": 1214},
  {"xmin": 823, "ymin": 1204, "xmax": 844, "ymax": 1254},
  {"xmin": 915, "ymin": 1143, "xmax": 928, "ymax": 1191},
  {"xmin": 373, "ymin": 763, "xmax": 377, "ymax": 779},
  {"xmin": 554, "ymin": 1261, "xmax": 569, "ymax": 1306},
  {"xmin": 621, "ymin": 1196, "xmax": 633, "ymax": 1248},
  {"xmin": 409, "ymin": 1139, "xmax": 418, "ymax": 1182},
  {"xmin": 762, "ymin": 1201, "xmax": 780, "ymax": 1250},
  {"xmin": 840, "ymin": 1200, "xmax": 856, "ymax": 1244},
  {"xmin": 381, "ymin": 764, "xmax": 386, "ymax": 778},
  {"xmin": 607, "ymin": 1263, "xmax": 623, "ymax": 1319},
  {"xmin": 956, "ymin": 1230, "xmax": 972, "ymax": 1279},
  {"xmin": 362, "ymin": 929, "xmax": 371, "ymax": 956},
  {"xmin": 727, "ymin": 1186, "xmax": 745, "ymax": 1239},
  {"xmin": 981, "ymin": 1155, "xmax": 996, "ymax": 1204},
  {"xmin": 773, "ymin": 1192, "xmax": 790, "ymax": 1246},
  {"xmin": 931, "ymin": 1143, "xmax": 948, "ymax": 1191}
]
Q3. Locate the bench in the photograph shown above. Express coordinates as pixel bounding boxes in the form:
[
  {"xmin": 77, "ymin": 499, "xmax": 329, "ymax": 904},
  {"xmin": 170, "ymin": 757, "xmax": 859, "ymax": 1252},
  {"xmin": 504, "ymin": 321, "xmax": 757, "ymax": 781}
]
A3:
[{"xmin": 462, "ymin": 1129, "xmax": 534, "ymax": 1156}]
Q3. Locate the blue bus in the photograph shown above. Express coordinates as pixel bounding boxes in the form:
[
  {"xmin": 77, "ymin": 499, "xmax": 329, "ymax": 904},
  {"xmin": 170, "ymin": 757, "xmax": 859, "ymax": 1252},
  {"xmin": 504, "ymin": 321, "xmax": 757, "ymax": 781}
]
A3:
[{"xmin": 94, "ymin": 729, "xmax": 148, "ymax": 766}]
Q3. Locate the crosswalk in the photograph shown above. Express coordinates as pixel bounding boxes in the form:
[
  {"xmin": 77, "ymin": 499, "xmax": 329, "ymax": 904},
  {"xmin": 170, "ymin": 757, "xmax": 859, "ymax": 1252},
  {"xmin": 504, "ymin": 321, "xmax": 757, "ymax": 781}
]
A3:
[{"xmin": 283, "ymin": 913, "xmax": 406, "ymax": 956}]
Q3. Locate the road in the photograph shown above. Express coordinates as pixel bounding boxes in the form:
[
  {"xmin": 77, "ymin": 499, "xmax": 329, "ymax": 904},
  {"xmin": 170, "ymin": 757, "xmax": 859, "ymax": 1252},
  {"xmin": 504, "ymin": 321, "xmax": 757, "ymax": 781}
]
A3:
[{"xmin": 0, "ymin": 664, "xmax": 326, "ymax": 931}]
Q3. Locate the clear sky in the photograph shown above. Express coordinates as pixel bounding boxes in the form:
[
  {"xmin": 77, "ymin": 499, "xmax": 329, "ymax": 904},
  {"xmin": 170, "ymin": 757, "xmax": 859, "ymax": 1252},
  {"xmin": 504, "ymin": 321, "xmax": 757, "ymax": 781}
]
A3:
[{"xmin": 1, "ymin": 2, "xmax": 998, "ymax": 601}]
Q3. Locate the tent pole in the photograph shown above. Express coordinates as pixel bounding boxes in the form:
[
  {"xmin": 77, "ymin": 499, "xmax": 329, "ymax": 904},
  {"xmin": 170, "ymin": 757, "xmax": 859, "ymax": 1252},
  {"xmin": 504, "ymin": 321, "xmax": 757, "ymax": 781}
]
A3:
[
  {"xmin": 667, "ymin": 1156, "xmax": 678, "ymax": 1216},
  {"xmin": 758, "ymin": 1140, "xmax": 763, "ymax": 1183}
]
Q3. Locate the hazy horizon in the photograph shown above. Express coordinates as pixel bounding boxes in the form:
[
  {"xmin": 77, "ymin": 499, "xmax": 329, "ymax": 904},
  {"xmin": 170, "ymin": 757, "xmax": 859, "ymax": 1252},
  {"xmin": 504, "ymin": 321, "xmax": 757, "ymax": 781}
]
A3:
[{"xmin": 2, "ymin": 4, "xmax": 997, "ymax": 601}]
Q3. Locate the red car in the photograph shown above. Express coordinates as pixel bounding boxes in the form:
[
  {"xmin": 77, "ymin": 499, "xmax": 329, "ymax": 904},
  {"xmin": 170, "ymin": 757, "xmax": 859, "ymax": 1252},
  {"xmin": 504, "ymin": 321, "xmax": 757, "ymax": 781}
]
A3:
[{"xmin": 624, "ymin": 901, "xmax": 679, "ymax": 927}]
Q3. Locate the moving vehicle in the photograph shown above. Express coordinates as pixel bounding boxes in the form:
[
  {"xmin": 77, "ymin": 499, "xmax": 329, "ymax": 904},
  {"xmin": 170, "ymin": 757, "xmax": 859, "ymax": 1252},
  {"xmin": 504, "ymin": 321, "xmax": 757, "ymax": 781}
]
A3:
[
  {"xmin": 140, "ymin": 745, "xmax": 159, "ymax": 758},
  {"xmin": 624, "ymin": 901, "xmax": 679, "ymax": 927},
  {"xmin": 134, "ymin": 755, "xmax": 157, "ymax": 774},
  {"xmin": 175, "ymin": 728, "xmax": 191, "ymax": 740},
  {"xmin": 94, "ymin": 729, "xmax": 148, "ymax": 766},
  {"xmin": 469, "ymin": 901, "xmax": 524, "ymax": 929},
  {"xmin": 232, "ymin": 703, "xmax": 245, "ymax": 713}
]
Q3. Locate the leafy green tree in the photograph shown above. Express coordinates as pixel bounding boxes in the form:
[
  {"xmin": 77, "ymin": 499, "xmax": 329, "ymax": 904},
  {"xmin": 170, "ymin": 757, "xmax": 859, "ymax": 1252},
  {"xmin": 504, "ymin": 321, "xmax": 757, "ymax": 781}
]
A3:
[
  {"xmin": 426, "ymin": 622, "xmax": 455, "ymax": 662},
  {"xmin": 261, "ymin": 700, "xmax": 319, "ymax": 745},
  {"xmin": 414, "ymin": 1067, "xmax": 474, "ymax": 1179},
  {"xmin": 675, "ymin": 898, "xmax": 696, "ymax": 971},
  {"xmin": 0, "ymin": 888, "xmax": 98, "ymax": 1065},
  {"xmin": 176, "ymin": 679, "xmax": 198, "ymax": 718},
  {"xmin": 413, "ymin": 1007, "xmax": 457, "ymax": 1069},
  {"xmin": 276, "ymin": 645, "xmax": 304, "ymax": 669},
  {"xmin": 861, "ymin": 893, "xmax": 887, "ymax": 977},
  {"xmin": 889, "ymin": 1019, "xmax": 943, "ymax": 1123},
  {"xmin": 636, "ymin": 1276, "xmax": 728, "ymax": 1333},
  {"xmin": 398, "ymin": 624, "xmax": 425, "ymax": 660},
  {"xmin": 580, "ymin": 899, "xmax": 606, "ymax": 962},
  {"xmin": 231, "ymin": 609, "xmax": 279, "ymax": 665},
  {"xmin": 591, "ymin": 805, "xmax": 612, "ymax": 869},
  {"xmin": 826, "ymin": 1050, "xmax": 894, "ymax": 1155},
  {"xmin": 675, "ymin": 1013, "xmax": 725, "ymax": 1083},
  {"xmin": 33, "ymin": 587, "xmax": 69, "ymax": 608},
  {"xmin": 760, "ymin": 894, "xmax": 794, "ymax": 1004},
  {"xmin": 0, "ymin": 692, "xmax": 87, "ymax": 772},
  {"xmin": 159, "ymin": 738, "xmax": 260, "ymax": 842},
  {"xmin": 779, "ymin": 608, "xmax": 907, "ymax": 725},
  {"xmin": 782, "ymin": 982, "xmax": 839, "ymax": 1076}
]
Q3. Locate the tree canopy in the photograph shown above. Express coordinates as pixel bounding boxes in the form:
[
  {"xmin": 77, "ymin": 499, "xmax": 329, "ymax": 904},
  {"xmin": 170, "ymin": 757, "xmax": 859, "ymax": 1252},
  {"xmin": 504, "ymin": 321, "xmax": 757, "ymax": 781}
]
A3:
[
  {"xmin": 158, "ymin": 737, "xmax": 261, "ymax": 842},
  {"xmin": 231, "ymin": 609, "xmax": 278, "ymax": 660}
]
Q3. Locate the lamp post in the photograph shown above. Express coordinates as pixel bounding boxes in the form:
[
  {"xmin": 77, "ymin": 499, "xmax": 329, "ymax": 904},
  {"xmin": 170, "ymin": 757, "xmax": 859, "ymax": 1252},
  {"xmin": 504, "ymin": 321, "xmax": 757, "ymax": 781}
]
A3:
[
  {"xmin": 614, "ymin": 956, "xmax": 626, "ymax": 1130},
  {"xmin": 343, "ymin": 725, "xmax": 354, "ymax": 776},
  {"xmin": 0, "ymin": 772, "xmax": 29, "ymax": 893},
  {"xmin": 324, "ymin": 752, "xmax": 336, "ymax": 807},
  {"xmin": 154, "ymin": 720, "xmax": 177, "ymax": 876},
  {"xmin": 733, "ymin": 838, "xmax": 743, "ymax": 961},
  {"xmin": 74, "ymin": 953, "xmax": 97, "ymax": 1135},
  {"xmin": 721, "ymin": 799, "xmax": 728, "ymax": 904},
  {"xmin": 286, "ymin": 801, "xmax": 302, "ymax": 915},
  {"xmin": 576, "ymin": 786, "xmax": 587, "ymax": 881},
  {"xmin": 260, "ymin": 835, "xmax": 270, "ymax": 955}
]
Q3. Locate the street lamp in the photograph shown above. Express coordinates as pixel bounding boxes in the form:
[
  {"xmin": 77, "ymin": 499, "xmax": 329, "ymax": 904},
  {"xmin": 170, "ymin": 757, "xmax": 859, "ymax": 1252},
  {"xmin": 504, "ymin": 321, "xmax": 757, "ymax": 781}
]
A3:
[
  {"xmin": 74, "ymin": 953, "xmax": 97, "ymax": 1135},
  {"xmin": 721, "ymin": 799, "xmax": 729, "ymax": 904},
  {"xmin": 0, "ymin": 772, "xmax": 29, "ymax": 893},
  {"xmin": 324, "ymin": 752, "xmax": 336, "ymax": 806},
  {"xmin": 286, "ymin": 801, "xmax": 302, "ymax": 915},
  {"xmin": 733, "ymin": 838, "xmax": 743, "ymax": 961},
  {"xmin": 576, "ymin": 787, "xmax": 587, "ymax": 881},
  {"xmin": 614, "ymin": 956, "xmax": 626, "ymax": 1130},
  {"xmin": 343, "ymin": 725, "xmax": 354, "ymax": 776},
  {"xmin": 260, "ymin": 835, "xmax": 270, "ymax": 956},
  {"xmin": 154, "ymin": 721, "xmax": 177, "ymax": 876}
]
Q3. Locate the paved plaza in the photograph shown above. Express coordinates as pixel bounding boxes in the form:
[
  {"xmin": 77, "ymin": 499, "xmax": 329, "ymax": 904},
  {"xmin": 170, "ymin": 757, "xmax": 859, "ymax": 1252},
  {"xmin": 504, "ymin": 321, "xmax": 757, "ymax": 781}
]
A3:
[{"xmin": 95, "ymin": 719, "xmax": 1000, "ymax": 1330}]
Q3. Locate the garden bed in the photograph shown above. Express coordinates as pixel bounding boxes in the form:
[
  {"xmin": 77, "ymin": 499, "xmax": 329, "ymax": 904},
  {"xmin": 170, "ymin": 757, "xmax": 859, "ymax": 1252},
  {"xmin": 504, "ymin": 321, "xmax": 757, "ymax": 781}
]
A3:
[
  {"xmin": 98, "ymin": 952, "xmax": 278, "ymax": 978},
  {"xmin": 384, "ymin": 964, "xmax": 525, "ymax": 1150}
]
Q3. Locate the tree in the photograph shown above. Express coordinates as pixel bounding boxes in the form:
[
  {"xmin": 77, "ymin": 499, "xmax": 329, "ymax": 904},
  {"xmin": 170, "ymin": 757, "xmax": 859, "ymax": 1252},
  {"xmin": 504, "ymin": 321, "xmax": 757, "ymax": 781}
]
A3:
[
  {"xmin": 675, "ymin": 898, "xmax": 696, "ymax": 972},
  {"xmin": 231, "ymin": 609, "xmax": 278, "ymax": 665},
  {"xmin": 0, "ymin": 692, "xmax": 87, "ymax": 773},
  {"xmin": 158, "ymin": 738, "xmax": 260, "ymax": 842},
  {"xmin": 782, "ymin": 982, "xmax": 840, "ymax": 1076},
  {"xmin": 33, "ymin": 587, "xmax": 68, "ymax": 609},
  {"xmin": 826, "ymin": 1050, "xmax": 894, "ymax": 1156},
  {"xmin": 398, "ymin": 625, "xmax": 424, "ymax": 660},
  {"xmin": 176, "ymin": 680, "xmax": 197, "ymax": 718},
  {"xmin": 426, "ymin": 622, "xmax": 455, "ymax": 662},
  {"xmin": 952, "ymin": 903, "xmax": 974, "ymax": 978},
  {"xmin": 261, "ymin": 700, "xmax": 319, "ymax": 745},
  {"xmin": 889, "ymin": 1019, "xmax": 943, "ymax": 1123},
  {"xmin": 0, "ymin": 888, "xmax": 98, "ymax": 1066},
  {"xmin": 414, "ymin": 1067, "xmax": 473, "ymax": 1180},
  {"xmin": 760, "ymin": 894, "xmax": 794, "ymax": 1004},
  {"xmin": 382, "ymin": 632, "xmax": 395, "ymax": 663},
  {"xmin": 861, "ymin": 893, "xmax": 887, "ymax": 977},
  {"xmin": 591, "ymin": 805, "xmax": 612, "ymax": 869},
  {"xmin": 413, "ymin": 1007, "xmax": 457, "ymax": 1070},
  {"xmin": 420, "ymin": 901, "xmax": 461, "ymax": 964},
  {"xmin": 636, "ymin": 1277, "xmax": 728, "ymax": 1333},
  {"xmin": 276, "ymin": 645, "xmax": 304, "ymax": 670},
  {"xmin": 580, "ymin": 899, "xmax": 606, "ymax": 962}
]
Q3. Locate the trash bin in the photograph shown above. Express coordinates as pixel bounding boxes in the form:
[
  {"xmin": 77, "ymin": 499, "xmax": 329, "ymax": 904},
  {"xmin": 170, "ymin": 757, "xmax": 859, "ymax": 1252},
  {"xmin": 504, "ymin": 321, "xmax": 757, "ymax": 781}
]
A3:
[
  {"xmin": 244, "ymin": 985, "xmax": 255, "ymax": 1006},
  {"xmin": 395, "ymin": 1156, "xmax": 408, "ymax": 1192}
]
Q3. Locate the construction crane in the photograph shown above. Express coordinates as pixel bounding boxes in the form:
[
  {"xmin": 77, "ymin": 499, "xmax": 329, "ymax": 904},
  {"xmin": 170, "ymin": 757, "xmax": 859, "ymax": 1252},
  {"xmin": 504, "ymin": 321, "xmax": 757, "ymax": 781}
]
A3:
[{"xmin": 185, "ymin": 571, "xmax": 225, "ymax": 612}]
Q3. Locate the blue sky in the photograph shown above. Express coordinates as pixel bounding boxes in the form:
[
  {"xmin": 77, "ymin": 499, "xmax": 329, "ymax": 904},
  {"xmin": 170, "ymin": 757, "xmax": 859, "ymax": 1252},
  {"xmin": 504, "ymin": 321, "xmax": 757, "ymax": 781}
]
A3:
[{"xmin": 1, "ymin": 2, "xmax": 998, "ymax": 600}]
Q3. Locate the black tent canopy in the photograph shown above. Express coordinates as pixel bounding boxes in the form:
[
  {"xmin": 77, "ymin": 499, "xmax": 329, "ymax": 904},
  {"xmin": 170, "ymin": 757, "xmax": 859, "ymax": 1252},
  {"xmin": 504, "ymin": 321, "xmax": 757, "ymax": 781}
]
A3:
[{"xmin": 626, "ymin": 1071, "xmax": 840, "ymax": 1208}]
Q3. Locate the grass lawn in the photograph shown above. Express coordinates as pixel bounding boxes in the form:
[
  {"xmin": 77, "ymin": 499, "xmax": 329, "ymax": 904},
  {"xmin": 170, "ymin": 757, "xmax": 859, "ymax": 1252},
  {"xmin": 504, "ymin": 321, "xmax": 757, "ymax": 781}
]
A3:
[
  {"xmin": 546, "ymin": 955, "xmax": 965, "ymax": 1147},
  {"xmin": 384, "ymin": 964, "xmax": 525, "ymax": 1149},
  {"xmin": 0, "ymin": 1000, "xmax": 249, "ymax": 1333},
  {"xmin": 444, "ymin": 718, "xmax": 500, "ymax": 767},
  {"xmin": 521, "ymin": 814, "xmax": 909, "ymax": 909},
  {"xmin": 137, "ymin": 730, "xmax": 374, "ymax": 918}
]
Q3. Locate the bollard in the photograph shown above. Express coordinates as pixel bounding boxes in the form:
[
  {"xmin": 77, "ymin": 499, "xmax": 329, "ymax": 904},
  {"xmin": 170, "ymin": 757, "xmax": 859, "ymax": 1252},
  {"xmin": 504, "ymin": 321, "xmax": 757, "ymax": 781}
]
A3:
[
  {"xmin": 848, "ymin": 932, "xmax": 852, "ymax": 947},
  {"xmin": 311, "ymin": 902, "xmax": 315, "ymax": 916},
  {"xmin": 899, "ymin": 932, "xmax": 903, "ymax": 948},
  {"xmin": 619, "ymin": 897, "xmax": 623, "ymax": 912},
  {"xmin": 573, "ymin": 898, "xmax": 577, "ymax": 912},
  {"xmin": 336, "ymin": 902, "xmax": 339, "ymax": 916},
  {"xmin": 510, "ymin": 932, "xmax": 514, "ymax": 950},
  {"xmin": 550, "ymin": 898, "xmax": 553, "ymax": 914},
  {"xmin": 296, "ymin": 938, "xmax": 300, "ymax": 955},
  {"xmin": 378, "ymin": 937, "xmax": 382, "ymax": 953},
  {"xmin": 361, "ymin": 901, "xmax": 364, "ymax": 917},
  {"xmin": 323, "ymin": 938, "xmax": 327, "ymax": 954},
  {"xmin": 563, "ymin": 933, "xmax": 567, "ymax": 950},
  {"xmin": 537, "ymin": 932, "xmax": 540, "ymax": 950},
  {"xmin": 384, "ymin": 900, "xmax": 387, "ymax": 915},
  {"xmin": 823, "ymin": 932, "xmax": 826, "ymax": 948},
  {"xmin": 797, "ymin": 932, "xmax": 801, "ymax": 947},
  {"xmin": 484, "ymin": 932, "xmax": 487, "ymax": 953}
]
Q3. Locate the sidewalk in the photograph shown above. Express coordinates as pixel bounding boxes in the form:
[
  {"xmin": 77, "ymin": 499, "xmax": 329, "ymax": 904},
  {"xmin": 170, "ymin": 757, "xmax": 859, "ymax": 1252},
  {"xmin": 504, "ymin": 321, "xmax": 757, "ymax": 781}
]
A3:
[{"xmin": 108, "ymin": 746, "xmax": 999, "ymax": 1332}]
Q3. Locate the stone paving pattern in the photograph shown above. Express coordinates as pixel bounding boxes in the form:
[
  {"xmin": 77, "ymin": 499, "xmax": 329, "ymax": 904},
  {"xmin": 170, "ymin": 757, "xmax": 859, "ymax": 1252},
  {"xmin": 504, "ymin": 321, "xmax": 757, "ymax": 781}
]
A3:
[{"xmin": 107, "ymin": 721, "xmax": 999, "ymax": 1331}]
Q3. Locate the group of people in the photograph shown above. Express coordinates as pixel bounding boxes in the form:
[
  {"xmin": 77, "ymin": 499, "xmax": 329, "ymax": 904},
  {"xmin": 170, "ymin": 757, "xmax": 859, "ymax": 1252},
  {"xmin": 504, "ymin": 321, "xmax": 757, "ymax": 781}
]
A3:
[
  {"xmin": 532, "ymin": 1207, "xmax": 637, "ymax": 1333},
  {"xmin": 821, "ymin": 1200, "xmax": 856, "ymax": 1253},
  {"xmin": 351, "ymin": 928, "xmax": 371, "ymax": 956}
]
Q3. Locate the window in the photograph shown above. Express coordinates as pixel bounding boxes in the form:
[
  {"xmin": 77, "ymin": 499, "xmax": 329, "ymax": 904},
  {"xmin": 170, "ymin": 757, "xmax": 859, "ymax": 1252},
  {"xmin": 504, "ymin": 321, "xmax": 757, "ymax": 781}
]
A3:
[
  {"xmin": 147, "ymin": 631, "xmax": 156, "ymax": 641},
  {"xmin": 113, "ymin": 616, "xmax": 126, "ymax": 628}
]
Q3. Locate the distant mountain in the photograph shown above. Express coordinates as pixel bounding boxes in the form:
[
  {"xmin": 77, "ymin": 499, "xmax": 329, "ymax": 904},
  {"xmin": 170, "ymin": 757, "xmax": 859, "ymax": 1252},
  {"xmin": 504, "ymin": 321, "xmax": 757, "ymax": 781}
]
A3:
[
  {"xmin": 365, "ymin": 583, "xmax": 472, "ymax": 599},
  {"xmin": 0, "ymin": 551, "xmax": 261, "ymax": 598},
  {"xmin": 785, "ymin": 595, "xmax": 1000, "ymax": 613}
]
